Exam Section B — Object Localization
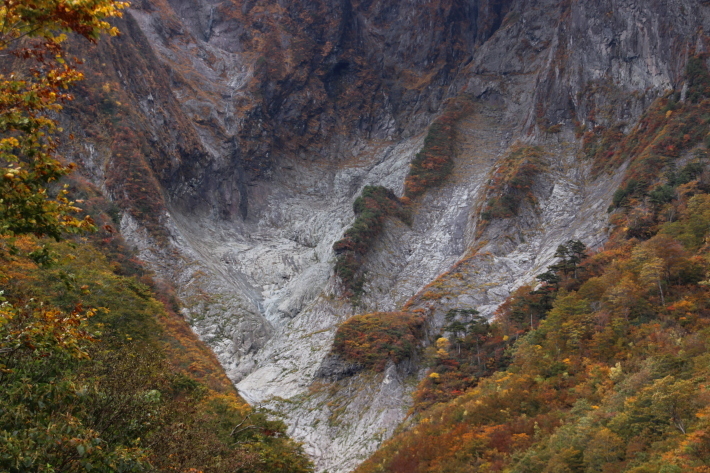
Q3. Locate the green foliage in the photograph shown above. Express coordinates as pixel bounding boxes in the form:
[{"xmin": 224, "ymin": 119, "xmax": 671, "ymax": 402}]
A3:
[
  {"xmin": 661, "ymin": 193, "xmax": 710, "ymax": 250},
  {"xmin": 411, "ymin": 309, "xmax": 512, "ymax": 412},
  {"xmin": 480, "ymin": 146, "xmax": 545, "ymax": 223},
  {"xmin": 410, "ymin": 242, "xmax": 589, "ymax": 414},
  {"xmin": 0, "ymin": 0, "xmax": 127, "ymax": 241},
  {"xmin": 0, "ymin": 235, "xmax": 314, "ymax": 473},
  {"xmin": 0, "ymin": 2, "xmax": 313, "ymax": 471},
  {"xmin": 550, "ymin": 239, "xmax": 588, "ymax": 279},
  {"xmin": 611, "ymin": 160, "xmax": 707, "ymax": 212},
  {"xmin": 685, "ymin": 56, "xmax": 710, "ymax": 103},
  {"xmin": 668, "ymin": 161, "xmax": 705, "ymax": 187},
  {"xmin": 354, "ymin": 68, "xmax": 710, "ymax": 473},
  {"xmin": 333, "ymin": 185, "xmax": 409, "ymax": 297},
  {"xmin": 332, "ymin": 311, "xmax": 425, "ymax": 371},
  {"xmin": 443, "ymin": 309, "xmax": 484, "ymax": 343},
  {"xmin": 404, "ymin": 96, "xmax": 473, "ymax": 198},
  {"xmin": 649, "ymin": 184, "xmax": 675, "ymax": 206},
  {"xmin": 357, "ymin": 208, "xmax": 710, "ymax": 473},
  {"xmin": 0, "ymin": 293, "xmax": 150, "ymax": 472},
  {"xmin": 0, "ymin": 2, "xmax": 159, "ymax": 471}
]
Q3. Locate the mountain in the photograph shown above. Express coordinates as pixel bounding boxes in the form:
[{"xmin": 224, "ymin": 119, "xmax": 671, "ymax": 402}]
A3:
[{"xmin": 58, "ymin": 0, "xmax": 710, "ymax": 471}]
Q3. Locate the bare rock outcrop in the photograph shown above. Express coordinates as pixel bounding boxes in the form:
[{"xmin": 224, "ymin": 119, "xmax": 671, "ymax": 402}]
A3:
[{"xmin": 62, "ymin": 0, "xmax": 710, "ymax": 471}]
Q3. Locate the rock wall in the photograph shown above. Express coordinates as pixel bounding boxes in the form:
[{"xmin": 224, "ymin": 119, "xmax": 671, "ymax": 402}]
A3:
[{"xmin": 64, "ymin": 0, "xmax": 710, "ymax": 471}]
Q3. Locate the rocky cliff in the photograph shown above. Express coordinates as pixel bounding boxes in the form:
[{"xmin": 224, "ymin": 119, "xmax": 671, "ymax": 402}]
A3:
[{"xmin": 63, "ymin": 0, "xmax": 710, "ymax": 471}]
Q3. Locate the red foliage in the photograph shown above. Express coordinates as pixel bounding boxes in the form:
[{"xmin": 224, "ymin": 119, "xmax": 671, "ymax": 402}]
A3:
[
  {"xmin": 404, "ymin": 96, "xmax": 474, "ymax": 198},
  {"xmin": 480, "ymin": 145, "xmax": 545, "ymax": 225},
  {"xmin": 332, "ymin": 311, "xmax": 425, "ymax": 371},
  {"xmin": 333, "ymin": 186, "xmax": 409, "ymax": 297}
]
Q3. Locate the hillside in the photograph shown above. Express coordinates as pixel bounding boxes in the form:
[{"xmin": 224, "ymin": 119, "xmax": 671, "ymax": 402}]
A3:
[
  {"xmin": 356, "ymin": 67, "xmax": 710, "ymax": 472},
  {"xmin": 9, "ymin": 0, "xmax": 710, "ymax": 471},
  {"xmin": 0, "ymin": 2, "xmax": 311, "ymax": 471}
]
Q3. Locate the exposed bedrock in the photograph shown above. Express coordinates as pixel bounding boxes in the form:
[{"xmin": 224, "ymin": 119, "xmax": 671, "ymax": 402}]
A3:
[{"xmin": 62, "ymin": 0, "xmax": 710, "ymax": 471}]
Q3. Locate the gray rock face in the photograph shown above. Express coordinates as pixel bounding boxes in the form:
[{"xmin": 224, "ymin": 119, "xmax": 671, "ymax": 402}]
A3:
[{"xmin": 67, "ymin": 0, "xmax": 710, "ymax": 471}]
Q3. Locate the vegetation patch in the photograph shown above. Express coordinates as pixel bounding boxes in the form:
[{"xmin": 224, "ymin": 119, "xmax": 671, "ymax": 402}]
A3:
[
  {"xmin": 0, "ymin": 236, "xmax": 314, "ymax": 473},
  {"xmin": 0, "ymin": 3, "xmax": 312, "ymax": 470},
  {"xmin": 332, "ymin": 311, "xmax": 425, "ymax": 371},
  {"xmin": 355, "ymin": 64, "xmax": 710, "ymax": 473},
  {"xmin": 107, "ymin": 127, "xmax": 170, "ymax": 241},
  {"xmin": 585, "ymin": 55, "xmax": 710, "ymax": 185},
  {"xmin": 410, "ymin": 240, "xmax": 587, "ymax": 413},
  {"xmin": 480, "ymin": 145, "xmax": 546, "ymax": 223},
  {"xmin": 356, "ymin": 162, "xmax": 710, "ymax": 473},
  {"xmin": 582, "ymin": 122, "xmax": 625, "ymax": 165},
  {"xmin": 333, "ymin": 185, "xmax": 410, "ymax": 297},
  {"xmin": 334, "ymin": 96, "xmax": 475, "ymax": 298},
  {"xmin": 69, "ymin": 78, "xmax": 172, "ymax": 243},
  {"xmin": 403, "ymin": 96, "xmax": 474, "ymax": 199}
]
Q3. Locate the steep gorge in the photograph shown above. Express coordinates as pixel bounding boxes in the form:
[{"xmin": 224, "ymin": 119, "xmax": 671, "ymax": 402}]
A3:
[{"xmin": 61, "ymin": 0, "xmax": 710, "ymax": 470}]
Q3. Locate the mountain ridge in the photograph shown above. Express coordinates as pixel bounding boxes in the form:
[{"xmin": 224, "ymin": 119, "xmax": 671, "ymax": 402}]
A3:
[{"xmin": 58, "ymin": 0, "xmax": 710, "ymax": 470}]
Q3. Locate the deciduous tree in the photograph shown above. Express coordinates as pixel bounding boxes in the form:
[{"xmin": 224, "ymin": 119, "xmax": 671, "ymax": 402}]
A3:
[{"xmin": 0, "ymin": 0, "xmax": 127, "ymax": 241}]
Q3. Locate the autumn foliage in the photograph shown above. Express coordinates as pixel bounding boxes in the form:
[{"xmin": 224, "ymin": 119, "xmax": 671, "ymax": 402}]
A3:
[
  {"xmin": 354, "ymin": 58, "xmax": 710, "ymax": 473},
  {"xmin": 586, "ymin": 56, "xmax": 710, "ymax": 188},
  {"xmin": 480, "ymin": 145, "xmax": 545, "ymax": 223},
  {"xmin": 0, "ymin": 2, "xmax": 312, "ymax": 471},
  {"xmin": 332, "ymin": 311, "xmax": 425, "ymax": 371},
  {"xmin": 404, "ymin": 96, "xmax": 473, "ymax": 199},
  {"xmin": 0, "ymin": 235, "xmax": 313, "ymax": 472},
  {"xmin": 0, "ymin": 0, "xmax": 127, "ymax": 240},
  {"xmin": 333, "ymin": 185, "xmax": 409, "ymax": 297}
]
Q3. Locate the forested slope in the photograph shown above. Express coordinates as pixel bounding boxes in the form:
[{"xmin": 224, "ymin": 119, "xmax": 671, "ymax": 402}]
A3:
[
  {"xmin": 354, "ymin": 61, "xmax": 710, "ymax": 473},
  {"xmin": 1, "ymin": 229, "xmax": 313, "ymax": 472},
  {"xmin": 0, "ymin": 1, "xmax": 311, "ymax": 471},
  {"xmin": 5, "ymin": 0, "xmax": 710, "ymax": 471}
]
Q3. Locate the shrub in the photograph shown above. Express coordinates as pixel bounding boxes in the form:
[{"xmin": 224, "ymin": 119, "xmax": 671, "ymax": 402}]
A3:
[
  {"xmin": 332, "ymin": 311, "xmax": 425, "ymax": 371},
  {"xmin": 333, "ymin": 186, "xmax": 409, "ymax": 297},
  {"xmin": 404, "ymin": 96, "xmax": 474, "ymax": 198},
  {"xmin": 480, "ymin": 146, "xmax": 545, "ymax": 222}
]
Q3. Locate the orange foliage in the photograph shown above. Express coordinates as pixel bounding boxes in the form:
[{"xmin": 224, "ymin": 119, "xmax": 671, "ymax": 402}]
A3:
[
  {"xmin": 480, "ymin": 145, "xmax": 545, "ymax": 226},
  {"xmin": 355, "ymin": 59, "xmax": 710, "ymax": 473},
  {"xmin": 332, "ymin": 311, "xmax": 425, "ymax": 371},
  {"xmin": 404, "ymin": 96, "xmax": 474, "ymax": 198}
]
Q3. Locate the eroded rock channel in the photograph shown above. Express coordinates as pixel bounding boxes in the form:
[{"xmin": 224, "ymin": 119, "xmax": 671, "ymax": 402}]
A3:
[{"xmin": 64, "ymin": 0, "xmax": 710, "ymax": 470}]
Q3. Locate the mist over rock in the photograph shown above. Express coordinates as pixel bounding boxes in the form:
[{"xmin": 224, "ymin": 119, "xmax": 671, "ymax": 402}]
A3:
[{"xmin": 62, "ymin": 0, "xmax": 710, "ymax": 470}]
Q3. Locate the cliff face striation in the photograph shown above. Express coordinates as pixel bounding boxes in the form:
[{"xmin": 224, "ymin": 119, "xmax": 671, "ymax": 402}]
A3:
[{"xmin": 62, "ymin": 0, "xmax": 710, "ymax": 471}]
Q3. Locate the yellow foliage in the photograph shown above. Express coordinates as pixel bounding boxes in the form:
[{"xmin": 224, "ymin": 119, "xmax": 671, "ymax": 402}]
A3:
[{"xmin": 436, "ymin": 337, "xmax": 450, "ymax": 349}]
